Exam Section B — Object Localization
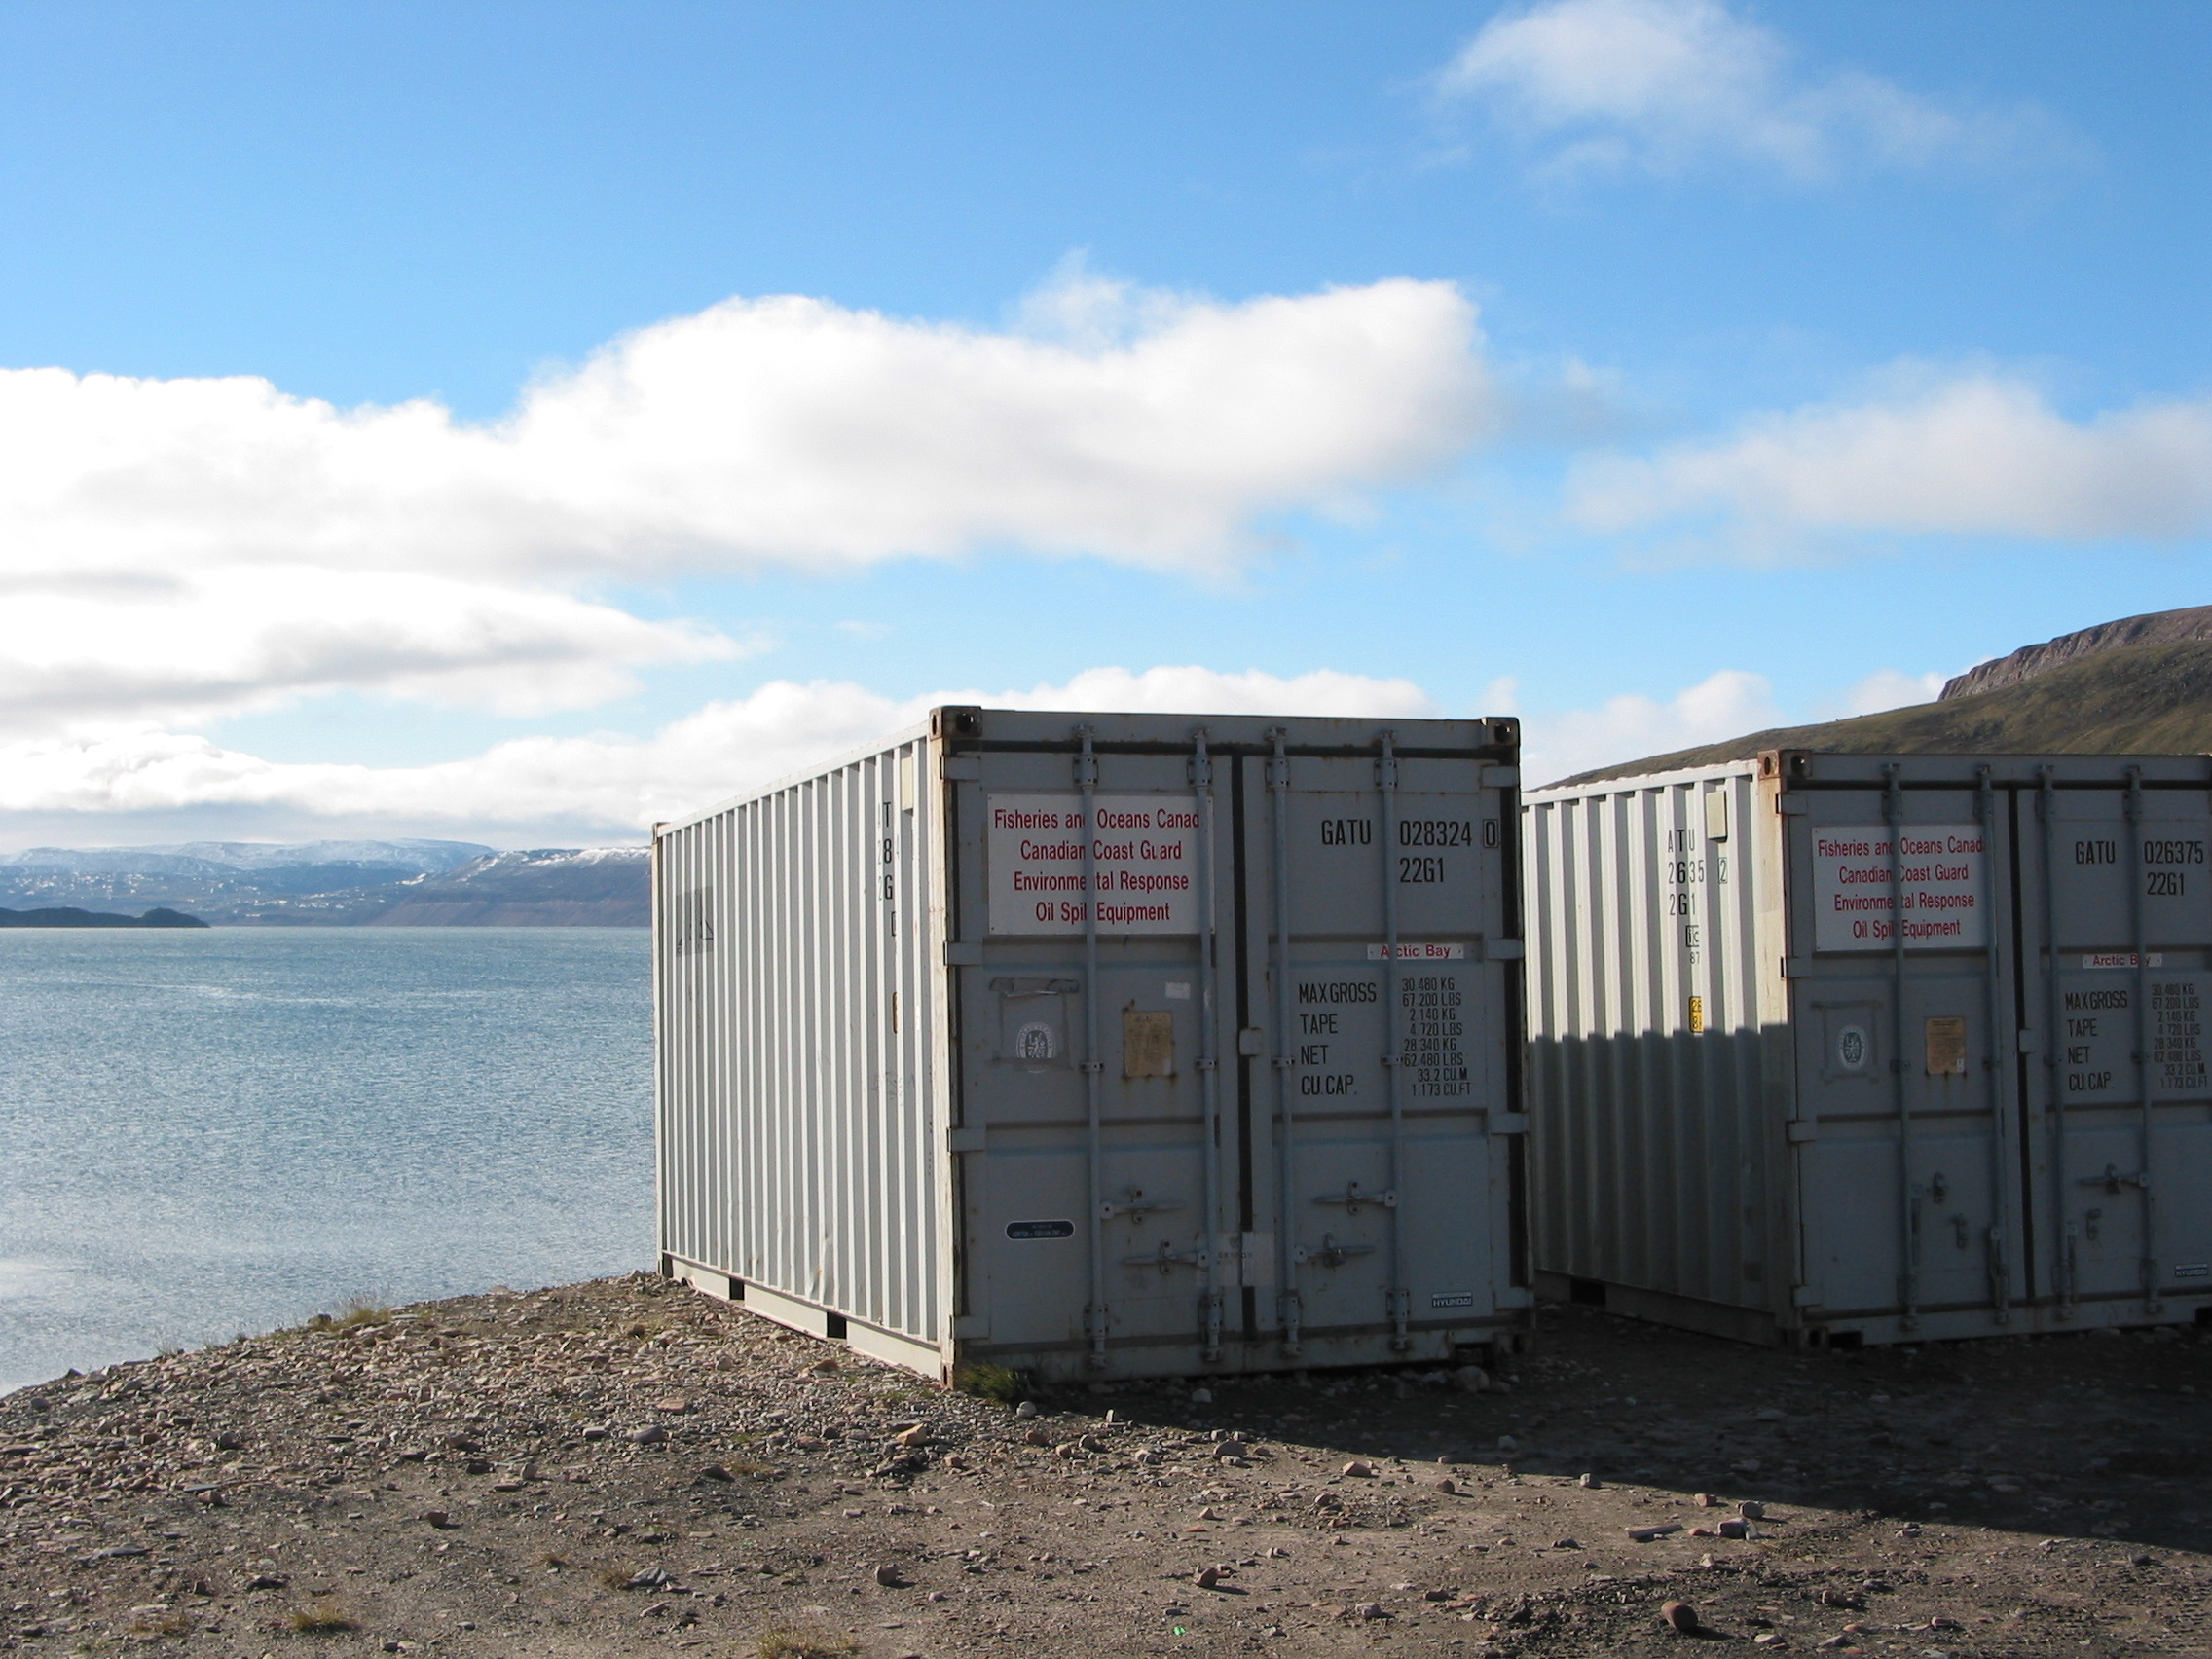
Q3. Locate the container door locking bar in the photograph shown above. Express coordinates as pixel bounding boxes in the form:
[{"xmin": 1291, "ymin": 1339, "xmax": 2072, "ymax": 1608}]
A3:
[
  {"xmin": 1124, "ymin": 1241, "xmax": 1210, "ymax": 1274},
  {"xmin": 1315, "ymin": 1182, "xmax": 1396, "ymax": 1216},
  {"xmin": 1075, "ymin": 725, "xmax": 1110, "ymax": 1369},
  {"xmin": 1375, "ymin": 730, "xmax": 1412, "ymax": 1352},
  {"xmin": 1099, "ymin": 1187, "xmax": 1186, "ymax": 1223},
  {"xmin": 2038, "ymin": 765, "xmax": 2077, "ymax": 1318},
  {"xmin": 2124, "ymin": 766, "xmax": 2163, "ymax": 1314},
  {"xmin": 1191, "ymin": 729, "xmax": 1226, "ymax": 1363},
  {"xmin": 1976, "ymin": 765, "xmax": 2013, "ymax": 1325},
  {"xmin": 1296, "ymin": 1235, "xmax": 1378, "ymax": 1269},
  {"xmin": 1267, "ymin": 728, "xmax": 1303, "ymax": 1355},
  {"xmin": 1884, "ymin": 765, "xmax": 1920, "ymax": 1333}
]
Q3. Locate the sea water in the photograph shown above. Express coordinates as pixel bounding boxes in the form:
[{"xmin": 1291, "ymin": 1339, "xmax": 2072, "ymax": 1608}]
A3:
[{"xmin": 0, "ymin": 928, "xmax": 651, "ymax": 1393}]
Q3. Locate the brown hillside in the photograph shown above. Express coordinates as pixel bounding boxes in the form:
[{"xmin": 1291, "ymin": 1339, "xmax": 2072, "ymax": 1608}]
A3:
[
  {"xmin": 1942, "ymin": 604, "xmax": 2212, "ymax": 699},
  {"xmin": 1552, "ymin": 637, "xmax": 2212, "ymax": 788}
]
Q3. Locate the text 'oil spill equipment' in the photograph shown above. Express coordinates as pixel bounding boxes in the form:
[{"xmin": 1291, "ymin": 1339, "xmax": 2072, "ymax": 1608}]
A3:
[
  {"xmin": 654, "ymin": 707, "xmax": 1531, "ymax": 1382},
  {"xmin": 1525, "ymin": 750, "xmax": 2212, "ymax": 1346}
]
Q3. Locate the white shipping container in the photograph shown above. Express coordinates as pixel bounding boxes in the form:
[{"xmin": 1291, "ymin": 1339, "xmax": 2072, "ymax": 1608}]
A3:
[
  {"xmin": 1526, "ymin": 750, "xmax": 2212, "ymax": 1346},
  {"xmin": 655, "ymin": 707, "xmax": 1530, "ymax": 1382}
]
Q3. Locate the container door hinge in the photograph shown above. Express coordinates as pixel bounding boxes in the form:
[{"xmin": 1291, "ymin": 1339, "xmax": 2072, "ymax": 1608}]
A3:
[
  {"xmin": 1786, "ymin": 1119, "xmax": 1821, "ymax": 1143},
  {"xmin": 1778, "ymin": 796, "xmax": 1809, "ymax": 816},
  {"xmin": 940, "ymin": 756, "xmax": 980, "ymax": 780},
  {"xmin": 1488, "ymin": 1112, "xmax": 1530, "ymax": 1136},
  {"xmin": 943, "ymin": 941, "xmax": 984, "ymax": 966}
]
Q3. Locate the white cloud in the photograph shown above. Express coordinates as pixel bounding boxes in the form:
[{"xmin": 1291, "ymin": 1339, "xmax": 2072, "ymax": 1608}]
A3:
[
  {"xmin": 1570, "ymin": 376, "xmax": 2212, "ymax": 549},
  {"xmin": 0, "ymin": 274, "xmax": 1491, "ymax": 739},
  {"xmin": 0, "ymin": 276, "xmax": 1489, "ymax": 590},
  {"xmin": 1522, "ymin": 668, "xmax": 1782, "ymax": 783},
  {"xmin": 0, "ymin": 666, "xmax": 1441, "ymax": 842},
  {"xmin": 0, "ymin": 567, "xmax": 740, "ymax": 735},
  {"xmin": 1476, "ymin": 675, "xmax": 1523, "ymax": 715},
  {"xmin": 1816, "ymin": 668, "xmax": 1945, "ymax": 720},
  {"xmin": 1436, "ymin": 0, "xmax": 2070, "ymax": 182},
  {"xmin": 987, "ymin": 665, "xmax": 1437, "ymax": 722}
]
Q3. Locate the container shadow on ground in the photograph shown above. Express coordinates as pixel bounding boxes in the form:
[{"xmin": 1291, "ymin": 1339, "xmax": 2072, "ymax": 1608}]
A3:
[{"xmin": 1039, "ymin": 1303, "xmax": 2212, "ymax": 1558}]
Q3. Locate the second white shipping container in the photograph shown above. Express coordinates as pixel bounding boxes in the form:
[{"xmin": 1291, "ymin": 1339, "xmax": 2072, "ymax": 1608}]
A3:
[{"xmin": 1527, "ymin": 750, "xmax": 2212, "ymax": 1346}]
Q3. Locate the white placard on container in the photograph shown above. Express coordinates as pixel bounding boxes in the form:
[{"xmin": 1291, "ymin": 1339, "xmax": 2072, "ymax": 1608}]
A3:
[
  {"xmin": 987, "ymin": 793, "xmax": 1201, "ymax": 935},
  {"xmin": 1811, "ymin": 823, "xmax": 1988, "ymax": 952}
]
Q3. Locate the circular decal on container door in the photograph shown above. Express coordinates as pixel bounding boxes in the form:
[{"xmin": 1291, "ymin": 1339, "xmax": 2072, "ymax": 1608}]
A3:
[
  {"xmin": 1014, "ymin": 1022, "xmax": 1057, "ymax": 1062},
  {"xmin": 1836, "ymin": 1025, "xmax": 1869, "ymax": 1072}
]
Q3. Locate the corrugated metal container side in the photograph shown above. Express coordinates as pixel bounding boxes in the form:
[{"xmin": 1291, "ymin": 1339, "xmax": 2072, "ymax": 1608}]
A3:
[
  {"xmin": 1527, "ymin": 750, "xmax": 2212, "ymax": 1347},
  {"xmin": 656, "ymin": 707, "xmax": 1532, "ymax": 1382},
  {"xmin": 655, "ymin": 727, "xmax": 949, "ymax": 1374}
]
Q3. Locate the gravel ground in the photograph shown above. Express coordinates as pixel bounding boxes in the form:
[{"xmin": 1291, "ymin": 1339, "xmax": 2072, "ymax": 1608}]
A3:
[{"xmin": 3, "ymin": 1274, "xmax": 2209, "ymax": 1657}]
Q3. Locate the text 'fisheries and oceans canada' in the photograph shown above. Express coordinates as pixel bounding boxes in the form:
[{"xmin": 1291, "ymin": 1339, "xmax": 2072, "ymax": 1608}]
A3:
[
  {"xmin": 987, "ymin": 794, "xmax": 1202, "ymax": 935},
  {"xmin": 1810, "ymin": 825, "xmax": 1989, "ymax": 952}
]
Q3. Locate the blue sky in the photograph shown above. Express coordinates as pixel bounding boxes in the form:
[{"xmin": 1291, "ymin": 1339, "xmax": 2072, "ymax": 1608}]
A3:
[{"xmin": 0, "ymin": 1, "xmax": 2206, "ymax": 844}]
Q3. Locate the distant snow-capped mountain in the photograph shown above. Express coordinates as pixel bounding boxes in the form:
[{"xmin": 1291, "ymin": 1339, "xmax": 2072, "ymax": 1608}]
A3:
[{"xmin": 0, "ymin": 841, "xmax": 647, "ymax": 926}]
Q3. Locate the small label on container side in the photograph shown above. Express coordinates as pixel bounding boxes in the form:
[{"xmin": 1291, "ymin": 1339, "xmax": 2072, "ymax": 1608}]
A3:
[
  {"xmin": 1005, "ymin": 1220, "xmax": 1075, "ymax": 1240},
  {"xmin": 1365, "ymin": 942, "xmax": 1469, "ymax": 961},
  {"xmin": 1925, "ymin": 1015, "xmax": 1969, "ymax": 1076}
]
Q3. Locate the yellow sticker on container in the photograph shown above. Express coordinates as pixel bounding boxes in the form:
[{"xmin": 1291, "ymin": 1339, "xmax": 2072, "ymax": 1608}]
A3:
[
  {"xmin": 1687, "ymin": 995, "xmax": 1705, "ymax": 1035},
  {"xmin": 1925, "ymin": 1015, "xmax": 1968, "ymax": 1076}
]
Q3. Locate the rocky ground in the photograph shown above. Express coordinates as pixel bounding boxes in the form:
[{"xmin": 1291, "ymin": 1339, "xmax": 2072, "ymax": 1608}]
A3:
[{"xmin": 3, "ymin": 1275, "xmax": 2209, "ymax": 1657}]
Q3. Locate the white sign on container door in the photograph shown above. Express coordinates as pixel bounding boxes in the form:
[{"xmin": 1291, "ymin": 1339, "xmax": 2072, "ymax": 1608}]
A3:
[
  {"xmin": 987, "ymin": 794, "xmax": 1201, "ymax": 935},
  {"xmin": 1811, "ymin": 824, "xmax": 1988, "ymax": 951}
]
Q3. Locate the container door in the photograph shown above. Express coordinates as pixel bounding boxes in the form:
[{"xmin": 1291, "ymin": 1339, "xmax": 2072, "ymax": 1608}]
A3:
[
  {"xmin": 2020, "ymin": 772, "xmax": 2212, "ymax": 1320},
  {"xmin": 954, "ymin": 738, "xmax": 1243, "ymax": 1377},
  {"xmin": 1239, "ymin": 736, "xmax": 1522, "ymax": 1362},
  {"xmin": 1788, "ymin": 781, "xmax": 2025, "ymax": 1332}
]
